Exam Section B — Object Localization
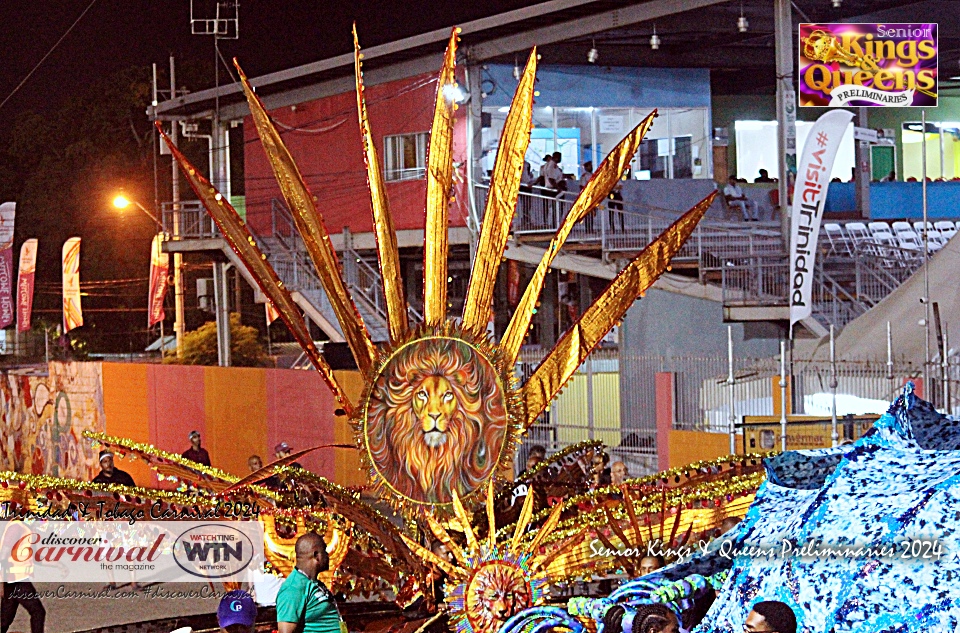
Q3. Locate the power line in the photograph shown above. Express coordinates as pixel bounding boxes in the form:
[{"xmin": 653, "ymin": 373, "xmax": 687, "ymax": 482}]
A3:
[{"xmin": 0, "ymin": 0, "xmax": 100, "ymax": 112}]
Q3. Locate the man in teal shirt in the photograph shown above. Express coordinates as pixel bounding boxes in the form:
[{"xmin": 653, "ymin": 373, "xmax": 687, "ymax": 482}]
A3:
[{"xmin": 276, "ymin": 533, "xmax": 345, "ymax": 633}]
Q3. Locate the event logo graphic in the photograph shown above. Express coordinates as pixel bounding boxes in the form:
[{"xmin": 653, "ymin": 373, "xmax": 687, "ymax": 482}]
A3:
[
  {"xmin": 173, "ymin": 524, "xmax": 256, "ymax": 579},
  {"xmin": 799, "ymin": 23, "xmax": 937, "ymax": 107},
  {"xmin": 0, "ymin": 521, "xmax": 262, "ymax": 583},
  {"xmin": 364, "ymin": 336, "xmax": 508, "ymax": 505}
]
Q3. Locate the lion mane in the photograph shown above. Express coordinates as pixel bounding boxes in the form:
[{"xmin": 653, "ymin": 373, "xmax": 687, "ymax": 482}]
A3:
[{"xmin": 366, "ymin": 338, "xmax": 507, "ymax": 504}]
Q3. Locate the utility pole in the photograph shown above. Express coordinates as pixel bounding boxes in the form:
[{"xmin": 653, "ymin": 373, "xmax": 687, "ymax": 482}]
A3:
[
  {"xmin": 774, "ymin": 0, "xmax": 796, "ymax": 246},
  {"xmin": 170, "ymin": 55, "xmax": 186, "ymax": 359}
]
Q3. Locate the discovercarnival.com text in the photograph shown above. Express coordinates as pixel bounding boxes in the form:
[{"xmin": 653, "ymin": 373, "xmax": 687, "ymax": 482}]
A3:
[{"xmin": 7, "ymin": 585, "xmax": 226, "ymax": 601}]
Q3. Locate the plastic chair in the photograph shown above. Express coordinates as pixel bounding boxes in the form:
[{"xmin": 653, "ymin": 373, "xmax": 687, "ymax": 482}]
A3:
[
  {"xmin": 868, "ymin": 221, "xmax": 894, "ymax": 238},
  {"xmin": 935, "ymin": 221, "xmax": 957, "ymax": 241},
  {"xmin": 822, "ymin": 223, "xmax": 844, "ymax": 253},
  {"xmin": 892, "ymin": 221, "xmax": 913, "ymax": 234}
]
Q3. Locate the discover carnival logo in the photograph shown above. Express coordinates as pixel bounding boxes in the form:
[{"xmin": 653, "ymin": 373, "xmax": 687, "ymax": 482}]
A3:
[{"xmin": 0, "ymin": 521, "xmax": 262, "ymax": 583}]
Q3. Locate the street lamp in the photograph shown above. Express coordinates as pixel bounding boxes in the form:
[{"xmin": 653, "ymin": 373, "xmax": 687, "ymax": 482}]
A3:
[
  {"xmin": 112, "ymin": 194, "xmax": 163, "ymax": 230},
  {"xmin": 112, "ymin": 192, "xmax": 184, "ymax": 357}
]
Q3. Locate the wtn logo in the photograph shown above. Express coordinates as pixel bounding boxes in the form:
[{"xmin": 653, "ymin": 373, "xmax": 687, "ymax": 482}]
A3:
[{"xmin": 180, "ymin": 541, "xmax": 243, "ymax": 563}]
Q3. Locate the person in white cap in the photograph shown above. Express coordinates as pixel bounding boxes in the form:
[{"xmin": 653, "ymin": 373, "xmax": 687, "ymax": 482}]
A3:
[
  {"xmin": 183, "ymin": 431, "xmax": 211, "ymax": 466},
  {"xmin": 92, "ymin": 450, "xmax": 135, "ymax": 486}
]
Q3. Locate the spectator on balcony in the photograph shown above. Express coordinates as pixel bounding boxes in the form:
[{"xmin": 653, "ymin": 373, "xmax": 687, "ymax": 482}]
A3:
[
  {"xmin": 579, "ymin": 161, "xmax": 593, "ymax": 189},
  {"xmin": 544, "ymin": 155, "xmax": 563, "ymax": 190},
  {"xmin": 881, "ymin": 170, "xmax": 897, "ymax": 182},
  {"xmin": 521, "ymin": 161, "xmax": 535, "ymax": 186},
  {"xmin": 536, "ymin": 155, "xmax": 553, "ymax": 186},
  {"xmin": 183, "ymin": 430, "xmax": 211, "ymax": 467},
  {"xmin": 607, "ymin": 174, "xmax": 626, "ymax": 232},
  {"xmin": 754, "ymin": 169, "xmax": 775, "ymax": 184},
  {"xmin": 723, "ymin": 175, "xmax": 759, "ymax": 221}
]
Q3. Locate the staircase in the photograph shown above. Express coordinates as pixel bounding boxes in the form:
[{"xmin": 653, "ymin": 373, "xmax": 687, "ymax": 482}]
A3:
[{"xmin": 161, "ymin": 199, "xmax": 403, "ymax": 345}]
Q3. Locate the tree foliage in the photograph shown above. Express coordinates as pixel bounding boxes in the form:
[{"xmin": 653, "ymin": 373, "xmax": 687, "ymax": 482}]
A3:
[{"xmin": 167, "ymin": 313, "xmax": 270, "ymax": 367}]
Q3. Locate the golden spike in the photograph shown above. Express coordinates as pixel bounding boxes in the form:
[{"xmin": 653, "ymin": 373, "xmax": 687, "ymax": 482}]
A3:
[
  {"xmin": 522, "ymin": 193, "xmax": 713, "ymax": 425},
  {"xmin": 486, "ymin": 479, "xmax": 497, "ymax": 552},
  {"xmin": 353, "ymin": 27, "xmax": 409, "ymax": 343},
  {"xmin": 451, "ymin": 489, "xmax": 478, "ymax": 552},
  {"xmin": 423, "ymin": 28, "xmax": 459, "ymax": 327},
  {"xmin": 423, "ymin": 511, "xmax": 468, "ymax": 567},
  {"xmin": 527, "ymin": 501, "xmax": 563, "ymax": 555},
  {"xmin": 234, "ymin": 59, "xmax": 377, "ymax": 378},
  {"xmin": 530, "ymin": 525, "xmax": 589, "ymax": 574},
  {"xmin": 511, "ymin": 486, "xmax": 536, "ymax": 554},
  {"xmin": 461, "ymin": 49, "xmax": 537, "ymax": 334},
  {"xmin": 620, "ymin": 486, "xmax": 644, "ymax": 547},
  {"xmin": 499, "ymin": 111, "xmax": 657, "ymax": 365},
  {"xmin": 398, "ymin": 533, "xmax": 462, "ymax": 578},
  {"xmin": 602, "ymin": 505, "xmax": 632, "ymax": 549},
  {"xmin": 157, "ymin": 124, "xmax": 355, "ymax": 416}
]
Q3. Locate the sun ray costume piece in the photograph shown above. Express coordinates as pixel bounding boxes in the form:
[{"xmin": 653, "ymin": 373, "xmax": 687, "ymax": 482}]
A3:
[{"xmin": 156, "ymin": 24, "xmax": 713, "ymax": 632}]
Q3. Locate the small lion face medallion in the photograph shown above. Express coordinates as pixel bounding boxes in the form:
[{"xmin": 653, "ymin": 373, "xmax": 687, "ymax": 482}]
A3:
[
  {"xmin": 464, "ymin": 561, "xmax": 532, "ymax": 633},
  {"xmin": 364, "ymin": 336, "xmax": 508, "ymax": 505}
]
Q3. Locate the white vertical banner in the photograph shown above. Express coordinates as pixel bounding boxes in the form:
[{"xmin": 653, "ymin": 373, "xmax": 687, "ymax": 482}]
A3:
[
  {"xmin": 790, "ymin": 110, "xmax": 854, "ymax": 331},
  {"xmin": 265, "ymin": 300, "xmax": 280, "ymax": 325},
  {"xmin": 0, "ymin": 202, "xmax": 16, "ymax": 328},
  {"xmin": 62, "ymin": 237, "xmax": 83, "ymax": 332}
]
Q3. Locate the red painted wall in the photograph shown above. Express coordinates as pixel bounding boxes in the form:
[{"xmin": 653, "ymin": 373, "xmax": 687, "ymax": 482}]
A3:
[{"xmin": 244, "ymin": 71, "xmax": 470, "ymax": 238}]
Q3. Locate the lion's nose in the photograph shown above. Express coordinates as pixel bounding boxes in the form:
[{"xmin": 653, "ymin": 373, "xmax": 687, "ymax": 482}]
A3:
[{"xmin": 429, "ymin": 413, "xmax": 441, "ymax": 422}]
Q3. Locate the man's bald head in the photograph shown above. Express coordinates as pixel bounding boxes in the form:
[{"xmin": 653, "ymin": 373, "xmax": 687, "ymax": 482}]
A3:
[{"xmin": 294, "ymin": 532, "xmax": 329, "ymax": 577}]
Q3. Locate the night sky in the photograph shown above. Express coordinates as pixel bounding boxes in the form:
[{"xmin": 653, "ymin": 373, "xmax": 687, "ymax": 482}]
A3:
[
  {"xmin": 0, "ymin": 1, "xmax": 537, "ymax": 353},
  {"xmin": 0, "ymin": 0, "xmax": 537, "ymax": 126}
]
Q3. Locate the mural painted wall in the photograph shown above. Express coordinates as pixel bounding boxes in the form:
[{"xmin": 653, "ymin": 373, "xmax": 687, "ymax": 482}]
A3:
[
  {"xmin": 0, "ymin": 362, "xmax": 364, "ymax": 489},
  {"xmin": 0, "ymin": 363, "xmax": 104, "ymax": 480}
]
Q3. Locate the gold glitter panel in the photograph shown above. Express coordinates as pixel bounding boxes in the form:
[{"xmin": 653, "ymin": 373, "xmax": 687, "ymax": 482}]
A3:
[
  {"xmin": 499, "ymin": 111, "xmax": 657, "ymax": 365},
  {"xmin": 156, "ymin": 124, "xmax": 355, "ymax": 415},
  {"xmin": 461, "ymin": 49, "xmax": 537, "ymax": 335},
  {"xmin": 522, "ymin": 193, "xmax": 714, "ymax": 426},
  {"xmin": 235, "ymin": 61, "xmax": 378, "ymax": 378},
  {"xmin": 423, "ymin": 28, "xmax": 460, "ymax": 327},
  {"xmin": 354, "ymin": 27, "xmax": 409, "ymax": 343}
]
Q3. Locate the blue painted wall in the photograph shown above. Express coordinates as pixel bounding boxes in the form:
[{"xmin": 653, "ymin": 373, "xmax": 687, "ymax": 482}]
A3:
[
  {"xmin": 825, "ymin": 182, "xmax": 960, "ymax": 219},
  {"xmin": 481, "ymin": 65, "xmax": 711, "ymax": 108}
]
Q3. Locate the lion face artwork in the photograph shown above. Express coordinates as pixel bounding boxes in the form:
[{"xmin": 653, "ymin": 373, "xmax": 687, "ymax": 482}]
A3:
[
  {"xmin": 364, "ymin": 337, "xmax": 508, "ymax": 505},
  {"xmin": 464, "ymin": 561, "xmax": 532, "ymax": 633}
]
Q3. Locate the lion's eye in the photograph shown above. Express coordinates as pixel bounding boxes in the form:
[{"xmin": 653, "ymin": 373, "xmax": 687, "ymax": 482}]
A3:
[
  {"xmin": 443, "ymin": 392, "xmax": 454, "ymax": 402},
  {"xmin": 417, "ymin": 391, "xmax": 427, "ymax": 401}
]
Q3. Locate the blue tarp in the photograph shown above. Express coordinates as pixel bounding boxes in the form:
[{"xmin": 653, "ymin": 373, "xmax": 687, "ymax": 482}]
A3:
[{"xmin": 825, "ymin": 181, "xmax": 960, "ymax": 219}]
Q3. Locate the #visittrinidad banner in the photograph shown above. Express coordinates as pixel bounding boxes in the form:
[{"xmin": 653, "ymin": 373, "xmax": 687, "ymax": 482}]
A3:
[
  {"xmin": 799, "ymin": 23, "xmax": 937, "ymax": 107},
  {"xmin": 62, "ymin": 237, "xmax": 83, "ymax": 332},
  {"xmin": 790, "ymin": 110, "xmax": 853, "ymax": 331},
  {"xmin": 0, "ymin": 202, "xmax": 16, "ymax": 328},
  {"xmin": 148, "ymin": 234, "xmax": 169, "ymax": 327},
  {"xmin": 16, "ymin": 239, "xmax": 37, "ymax": 332}
]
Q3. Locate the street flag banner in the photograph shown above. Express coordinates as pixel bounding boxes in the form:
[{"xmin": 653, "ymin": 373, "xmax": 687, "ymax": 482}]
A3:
[
  {"xmin": 265, "ymin": 300, "xmax": 280, "ymax": 325},
  {"xmin": 62, "ymin": 237, "xmax": 83, "ymax": 332},
  {"xmin": 16, "ymin": 239, "xmax": 37, "ymax": 333},
  {"xmin": 0, "ymin": 521, "xmax": 263, "ymax": 583},
  {"xmin": 148, "ymin": 234, "xmax": 169, "ymax": 327},
  {"xmin": 799, "ymin": 23, "xmax": 937, "ymax": 107},
  {"xmin": 0, "ymin": 203, "xmax": 16, "ymax": 328},
  {"xmin": 790, "ymin": 110, "xmax": 853, "ymax": 331}
]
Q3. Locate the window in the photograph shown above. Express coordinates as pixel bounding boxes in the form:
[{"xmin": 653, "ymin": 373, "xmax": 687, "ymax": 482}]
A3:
[{"xmin": 384, "ymin": 132, "xmax": 429, "ymax": 181}]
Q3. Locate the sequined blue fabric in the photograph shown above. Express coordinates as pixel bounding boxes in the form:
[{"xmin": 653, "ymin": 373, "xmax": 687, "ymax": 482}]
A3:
[{"xmin": 692, "ymin": 389, "xmax": 960, "ymax": 632}]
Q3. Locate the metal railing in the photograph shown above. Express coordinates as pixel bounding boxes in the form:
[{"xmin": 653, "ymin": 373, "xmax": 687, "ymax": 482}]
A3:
[
  {"xmin": 161, "ymin": 201, "xmax": 217, "ymax": 239},
  {"xmin": 473, "ymin": 183, "xmax": 783, "ymax": 263}
]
